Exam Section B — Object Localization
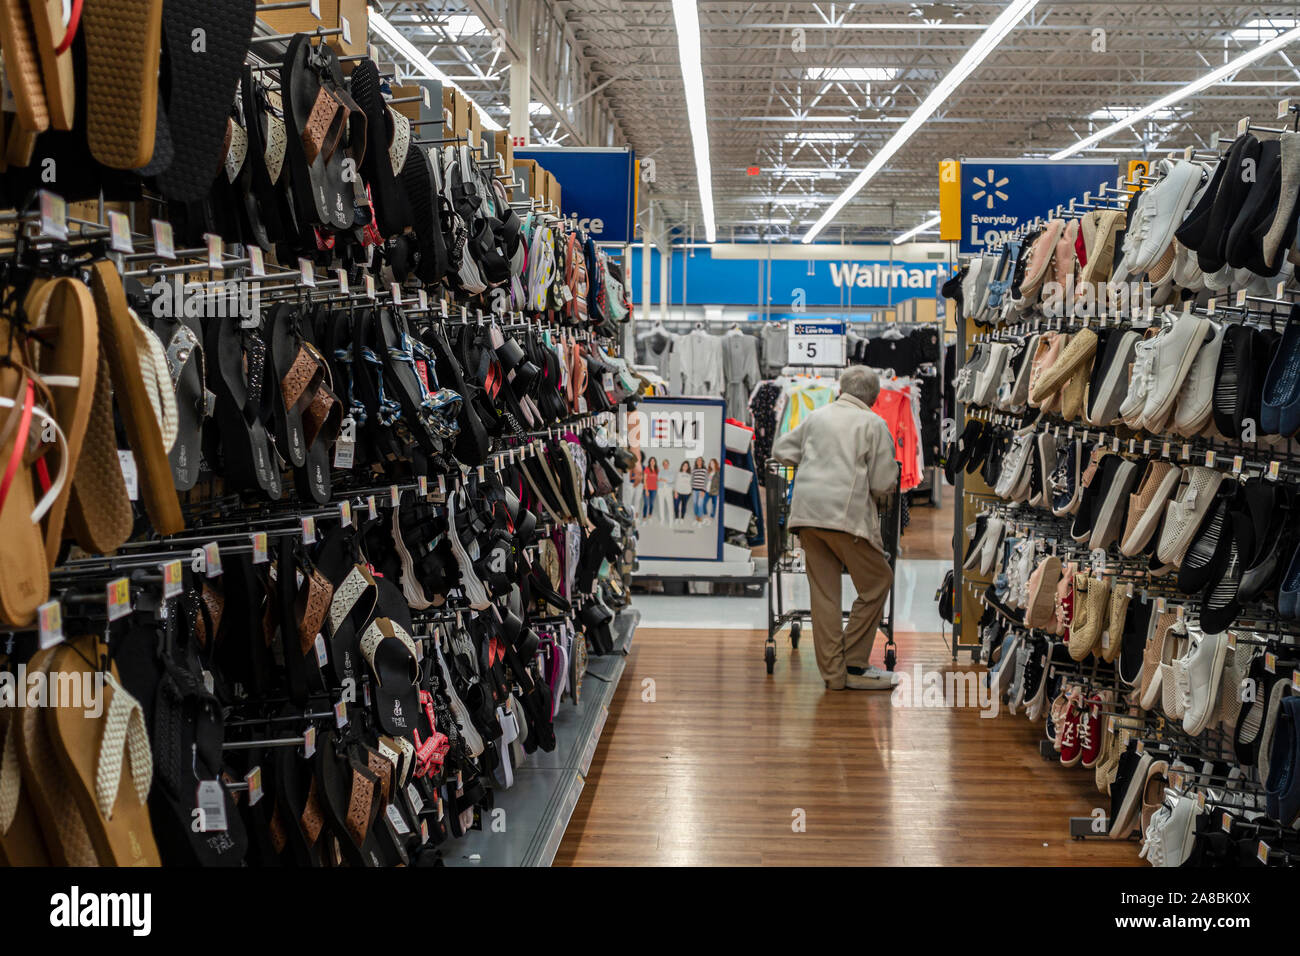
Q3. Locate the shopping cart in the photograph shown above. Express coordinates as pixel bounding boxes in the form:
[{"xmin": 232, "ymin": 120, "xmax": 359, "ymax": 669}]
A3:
[{"xmin": 763, "ymin": 460, "xmax": 901, "ymax": 674}]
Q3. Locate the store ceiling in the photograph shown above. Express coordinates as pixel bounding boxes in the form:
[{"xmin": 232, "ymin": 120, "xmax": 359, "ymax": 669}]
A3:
[{"xmin": 374, "ymin": 1, "xmax": 1300, "ymax": 244}]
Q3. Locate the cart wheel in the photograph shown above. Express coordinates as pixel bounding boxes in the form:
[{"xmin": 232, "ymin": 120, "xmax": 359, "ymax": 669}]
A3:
[
  {"xmin": 790, "ymin": 621, "xmax": 801, "ymax": 647},
  {"xmin": 764, "ymin": 645, "xmax": 775, "ymax": 674},
  {"xmin": 884, "ymin": 639, "xmax": 897, "ymax": 672}
]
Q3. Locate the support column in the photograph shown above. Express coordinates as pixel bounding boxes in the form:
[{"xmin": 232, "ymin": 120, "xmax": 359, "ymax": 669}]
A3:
[{"xmin": 509, "ymin": 0, "xmax": 533, "ymax": 144}]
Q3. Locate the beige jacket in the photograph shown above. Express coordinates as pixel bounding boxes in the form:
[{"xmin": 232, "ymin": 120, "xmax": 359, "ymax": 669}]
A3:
[{"xmin": 770, "ymin": 393, "xmax": 899, "ymax": 552}]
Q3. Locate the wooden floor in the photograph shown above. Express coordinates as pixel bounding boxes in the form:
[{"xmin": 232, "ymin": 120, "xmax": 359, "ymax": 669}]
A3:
[{"xmin": 556, "ymin": 627, "xmax": 1141, "ymax": 866}]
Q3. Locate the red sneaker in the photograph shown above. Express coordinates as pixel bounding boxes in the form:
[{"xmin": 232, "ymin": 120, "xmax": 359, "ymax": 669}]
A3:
[
  {"xmin": 1059, "ymin": 695, "xmax": 1084, "ymax": 766},
  {"xmin": 1079, "ymin": 695, "xmax": 1105, "ymax": 768}
]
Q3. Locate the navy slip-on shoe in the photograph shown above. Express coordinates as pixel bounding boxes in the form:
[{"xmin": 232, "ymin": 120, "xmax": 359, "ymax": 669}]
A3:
[
  {"xmin": 1260, "ymin": 304, "xmax": 1300, "ymax": 436},
  {"xmin": 1266, "ymin": 695, "xmax": 1300, "ymax": 825}
]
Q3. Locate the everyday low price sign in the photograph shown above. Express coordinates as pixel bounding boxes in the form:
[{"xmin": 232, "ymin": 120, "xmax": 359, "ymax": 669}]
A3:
[
  {"xmin": 788, "ymin": 321, "xmax": 845, "ymax": 367},
  {"xmin": 940, "ymin": 158, "xmax": 1118, "ymax": 254}
]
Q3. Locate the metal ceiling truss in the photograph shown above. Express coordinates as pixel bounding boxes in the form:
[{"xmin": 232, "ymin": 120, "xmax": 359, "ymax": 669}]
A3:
[{"xmin": 372, "ymin": 1, "xmax": 1300, "ymax": 243}]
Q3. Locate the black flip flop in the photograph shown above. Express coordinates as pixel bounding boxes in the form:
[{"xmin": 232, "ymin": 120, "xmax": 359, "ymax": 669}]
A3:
[{"xmin": 155, "ymin": 0, "xmax": 257, "ymax": 201}]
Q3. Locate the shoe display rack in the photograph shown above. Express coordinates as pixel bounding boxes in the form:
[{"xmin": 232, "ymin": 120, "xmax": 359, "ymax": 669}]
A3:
[
  {"xmin": 0, "ymin": 2, "xmax": 645, "ymax": 867},
  {"xmin": 945, "ymin": 101, "xmax": 1300, "ymax": 867},
  {"xmin": 448, "ymin": 606, "xmax": 638, "ymax": 867}
]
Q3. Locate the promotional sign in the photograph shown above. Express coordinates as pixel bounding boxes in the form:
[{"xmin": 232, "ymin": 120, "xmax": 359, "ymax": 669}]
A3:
[
  {"xmin": 625, "ymin": 398, "xmax": 726, "ymax": 561},
  {"xmin": 939, "ymin": 158, "xmax": 1118, "ymax": 254},
  {"xmin": 788, "ymin": 321, "xmax": 846, "ymax": 367},
  {"xmin": 630, "ymin": 247, "xmax": 946, "ymax": 308},
  {"xmin": 514, "ymin": 146, "xmax": 636, "ymax": 243}
]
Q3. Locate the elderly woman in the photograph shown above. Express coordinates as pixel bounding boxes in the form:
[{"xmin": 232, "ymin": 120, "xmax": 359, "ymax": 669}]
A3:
[{"xmin": 770, "ymin": 366, "xmax": 900, "ymax": 691}]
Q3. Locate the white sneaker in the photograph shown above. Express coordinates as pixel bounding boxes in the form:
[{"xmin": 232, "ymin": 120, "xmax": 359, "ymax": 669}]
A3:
[
  {"xmin": 1171, "ymin": 320, "xmax": 1223, "ymax": 436},
  {"xmin": 1141, "ymin": 310, "xmax": 1212, "ymax": 432},
  {"xmin": 1161, "ymin": 793, "xmax": 1200, "ymax": 867},
  {"xmin": 1128, "ymin": 160, "xmax": 1207, "ymax": 274},
  {"xmin": 846, "ymin": 673, "xmax": 895, "ymax": 691},
  {"xmin": 1118, "ymin": 334, "xmax": 1158, "ymax": 428},
  {"xmin": 1182, "ymin": 629, "xmax": 1230, "ymax": 736}
]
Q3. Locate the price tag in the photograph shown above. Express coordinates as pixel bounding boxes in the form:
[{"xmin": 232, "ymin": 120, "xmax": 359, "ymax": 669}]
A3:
[
  {"xmin": 250, "ymin": 531, "xmax": 268, "ymax": 564},
  {"xmin": 390, "ymin": 283, "xmax": 402, "ymax": 305},
  {"xmin": 390, "ymin": 485, "xmax": 401, "ymax": 507},
  {"xmin": 407, "ymin": 782, "xmax": 424, "ymax": 814},
  {"xmin": 787, "ymin": 321, "xmax": 846, "ymax": 367},
  {"xmin": 367, "ymin": 495, "xmax": 377, "ymax": 520},
  {"xmin": 418, "ymin": 475, "xmax": 428, "ymax": 497},
  {"xmin": 420, "ymin": 819, "xmax": 430, "ymax": 843},
  {"xmin": 118, "ymin": 450, "xmax": 139, "ymax": 500},
  {"xmin": 161, "ymin": 559, "xmax": 183, "ymax": 599},
  {"xmin": 1160, "ymin": 441, "xmax": 1170, "ymax": 458},
  {"xmin": 196, "ymin": 780, "xmax": 229, "ymax": 832},
  {"xmin": 248, "ymin": 245, "xmax": 265, "ymax": 276},
  {"xmin": 418, "ymin": 289, "xmax": 428, "ymax": 310},
  {"xmin": 365, "ymin": 274, "xmax": 376, "ymax": 299},
  {"xmin": 303, "ymin": 725, "xmax": 317, "ymax": 758},
  {"xmin": 107, "ymin": 211, "xmax": 133, "ymax": 254},
  {"xmin": 203, "ymin": 542, "xmax": 223, "ymax": 577},
  {"xmin": 1258, "ymin": 840, "xmax": 1271, "ymax": 864},
  {"xmin": 38, "ymin": 190, "xmax": 68, "ymax": 240},
  {"xmin": 1266, "ymin": 651, "xmax": 1277, "ymax": 673},
  {"xmin": 37, "ymin": 600, "xmax": 63, "ymax": 649},
  {"xmin": 437, "ymin": 474, "xmax": 446, "ymax": 495},
  {"xmin": 1142, "ymin": 439, "xmax": 1151, "ymax": 456},
  {"xmin": 386, "ymin": 804, "xmax": 410, "ymax": 835},
  {"xmin": 1181, "ymin": 443, "xmax": 1190, "ymax": 461},
  {"xmin": 1269, "ymin": 461, "xmax": 1281, "ymax": 481},
  {"xmin": 1221, "ymin": 812, "xmax": 1233, "ymax": 833},
  {"xmin": 334, "ymin": 700, "xmax": 348, "ymax": 728},
  {"xmin": 333, "ymin": 268, "xmax": 348, "ymax": 295},
  {"xmin": 205, "ymin": 233, "xmax": 223, "ymax": 269},
  {"xmin": 1205, "ymin": 450, "xmax": 1216, "ymax": 467},
  {"xmin": 301, "ymin": 515, "xmax": 316, "ymax": 544},
  {"xmin": 333, "ymin": 417, "xmax": 356, "ymax": 469},
  {"xmin": 339, "ymin": 500, "xmax": 353, "ymax": 525},
  {"xmin": 1111, "ymin": 436, "xmax": 1119, "ymax": 453},
  {"xmin": 1292, "ymin": 669, "xmax": 1300, "ymax": 693},
  {"xmin": 107, "ymin": 578, "xmax": 131, "ymax": 621},
  {"xmin": 246, "ymin": 767, "xmax": 264, "ymax": 807},
  {"xmin": 1232, "ymin": 455, "xmax": 1243, "ymax": 475},
  {"xmin": 298, "ymin": 258, "xmax": 316, "ymax": 287},
  {"xmin": 153, "ymin": 219, "xmax": 176, "ymax": 259},
  {"xmin": 313, "ymin": 634, "xmax": 328, "ymax": 667}
]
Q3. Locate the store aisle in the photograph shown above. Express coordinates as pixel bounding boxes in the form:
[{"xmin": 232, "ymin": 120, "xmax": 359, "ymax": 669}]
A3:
[{"xmin": 557, "ymin": 620, "xmax": 1138, "ymax": 866}]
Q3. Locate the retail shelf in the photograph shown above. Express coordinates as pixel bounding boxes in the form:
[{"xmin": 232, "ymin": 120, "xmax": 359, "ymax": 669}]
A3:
[{"xmin": 444, "ymin": 607, "xmax": 639, "ymax": 867}]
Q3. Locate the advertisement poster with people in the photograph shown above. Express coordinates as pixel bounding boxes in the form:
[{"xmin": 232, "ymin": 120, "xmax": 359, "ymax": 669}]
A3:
[{"xmin": 623, "ymin": 398, "xmax": 726, "ymax": 561}]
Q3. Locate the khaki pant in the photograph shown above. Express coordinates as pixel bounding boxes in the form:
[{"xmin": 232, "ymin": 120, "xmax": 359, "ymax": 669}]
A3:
[{"xmin": 798, "ymin": 527, "xmax": 894, "ymax": 688}]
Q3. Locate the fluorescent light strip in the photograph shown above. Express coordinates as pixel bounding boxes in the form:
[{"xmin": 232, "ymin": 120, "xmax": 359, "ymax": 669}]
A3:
[
  {"xmin": 671, "ymin": 0, "xmax": 717, "ymax": 243},
  {"xmin": 1051, "ymin": 25, "xmax": 1300, "ymax": 159},
  {"xmin": 369, "ymin": 12, "xmax": 503, "ymax": 131},
  {"xmin": 801, "ymin": 0, "xmax": 1040, "ymax": 243},
  {"xmin": 893, "ymin": 214, "xmax": 941, "ymax": 244}
]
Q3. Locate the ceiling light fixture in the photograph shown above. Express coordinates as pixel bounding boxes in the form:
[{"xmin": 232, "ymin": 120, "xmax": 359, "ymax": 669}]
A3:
[
  {"xmin": 1051, "ymin": 25, "xmax": 1300, "ymax": 159},
  {"xmin": 671, "ymin": 0, "xmax": 717, "ymax": 242},
  {"xmin": 801, "ymin": 0, "xmax": 1040, "ymax": 243},
  {"xmin": 370, "ymin": 11, "xmax": 504, "ymax": 131},
  {"xmin": 893, "ymin": 214, "xmax": 941, "ymax": 244}
]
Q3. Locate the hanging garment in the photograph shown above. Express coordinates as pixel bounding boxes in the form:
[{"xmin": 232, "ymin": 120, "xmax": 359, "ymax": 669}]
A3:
[
  {"xmin": 674, "ymin": 329, "xmax": 725, "ymax": 396},
  {"xmin": 760, "ymin": 323, "xmax": 788, "ymax": 375},
  {"xmin": 872, "ymin": 384, "xmax": 922, "ymax": 491},
  {"xmin": 722, "ymin": 329, "xmax": 762, "ymax": 423}
]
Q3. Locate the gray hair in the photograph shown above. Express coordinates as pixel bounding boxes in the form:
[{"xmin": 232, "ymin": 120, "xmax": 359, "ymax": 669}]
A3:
[{"xmin": 839, "ymin": 366, "xmax": 880, "ymax": 406}]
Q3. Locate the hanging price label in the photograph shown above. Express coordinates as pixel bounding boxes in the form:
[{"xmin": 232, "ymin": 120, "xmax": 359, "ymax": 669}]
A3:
[
  {"xmin": 301, "ymin": 515, "xmax": 316, "ymax": 544},
  {"xmin": 248, "ymin": 245, "xmax": 265, "ymax": 276},
  {"xmin": 37, "ymin": 600, "xmax": 63, "ymax": 649},
  {"xmin": 203, "ymin": 542, "xmax": 223, "ymax": 577},
  {"xmin": 339, "ymin": 500, "xmax": 352, "ymax": 525},
  {"xmin": 250, "ymin": 531, "xmax": 268, "ymax": 564},
  {"xmin": 153, "ymin": 220, "xmax": 176, "ymax": 259},
  {"xmin": 107, "ymin": 578, "xmax": 131, "ymax": 621},
  {"xmin": 245, "ymin": 766, "xmax": 264, "ymax": 807},
  {"xmin": 107, "ymin": 211, "xmax": 133, "ymax": 254},
  {"xmin": 298, "ymin": 258, "xmax": 316, "ymax": 287},
  {"xmin": 38, "ymin": 190, "xmax": 68, "ymax": 240},
  {"xmin": 205, "ymin": 233, "xmax": 223, "ymax": 269},
  {"xmin": 161, "ymin": 559, "xmax": 184, "ymax": 599}
]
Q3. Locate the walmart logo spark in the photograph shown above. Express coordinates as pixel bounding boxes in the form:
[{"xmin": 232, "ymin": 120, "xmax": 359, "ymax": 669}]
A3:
[{"xmin": 971, "ymin": 169, "xmax": 1010, "ymax": 209}]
